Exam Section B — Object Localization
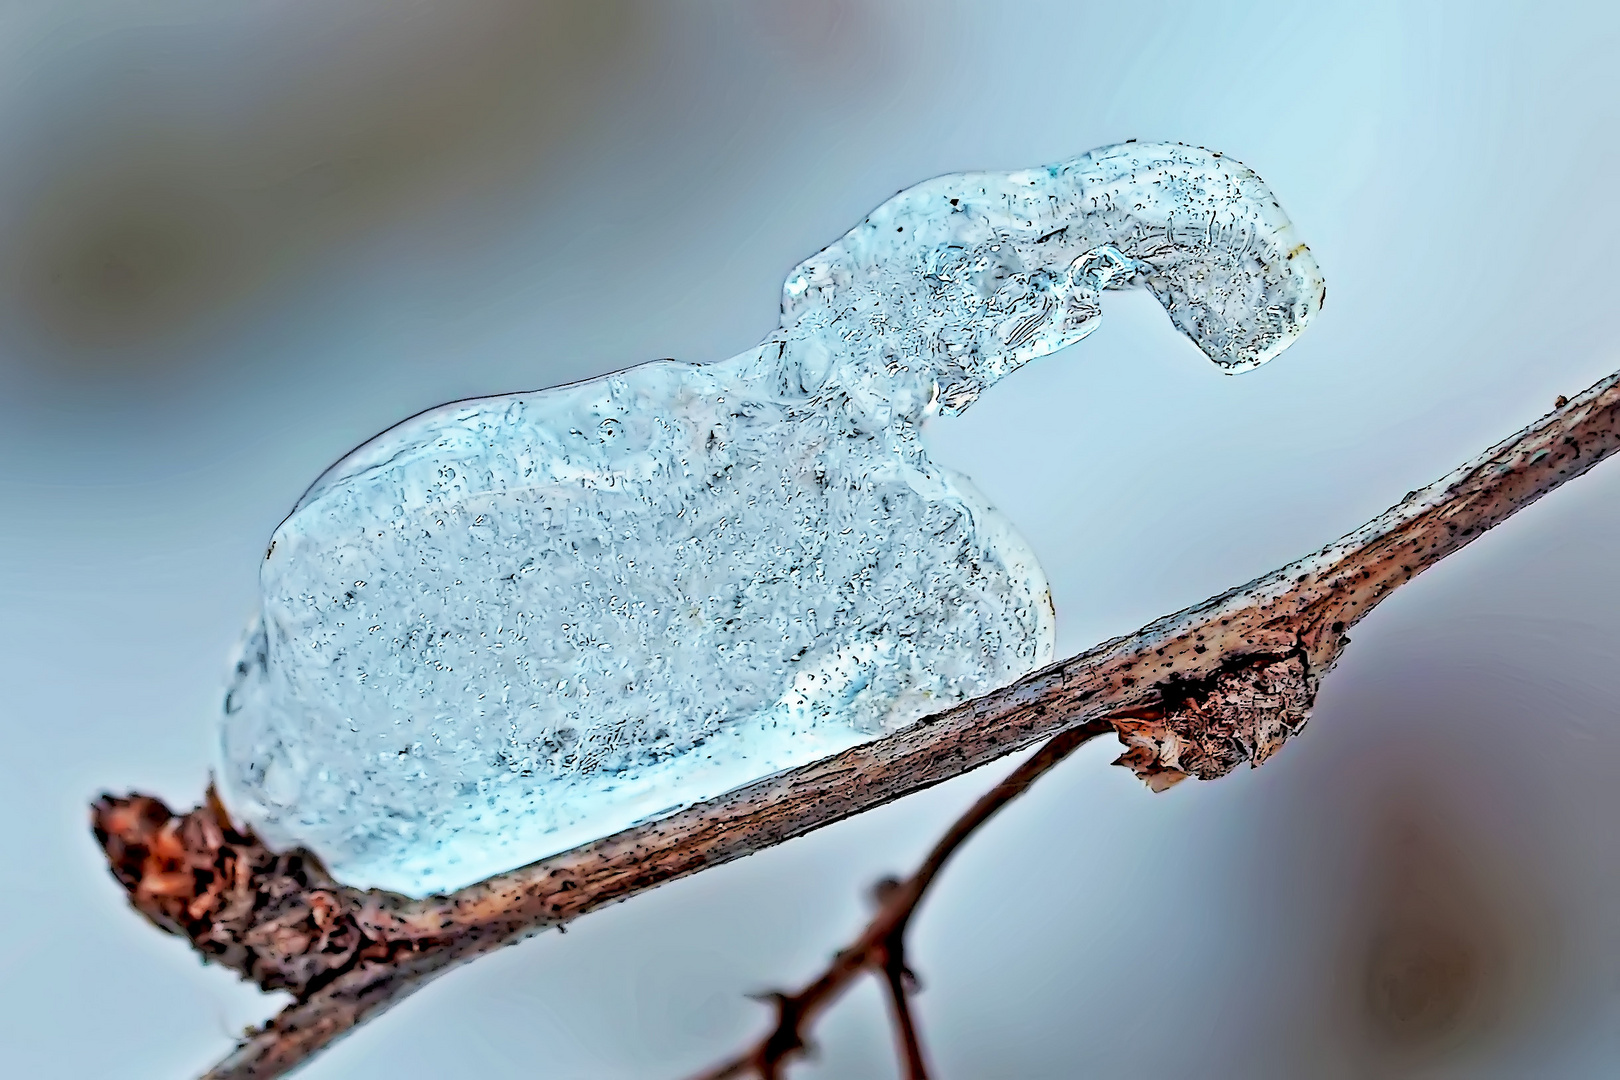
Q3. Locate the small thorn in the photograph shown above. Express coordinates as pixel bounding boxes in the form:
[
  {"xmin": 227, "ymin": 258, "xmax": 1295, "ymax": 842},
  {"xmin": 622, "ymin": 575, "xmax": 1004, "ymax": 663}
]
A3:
[{"xmin": 870, "ymin": 875, "xmax": 904, "ymax": 905}]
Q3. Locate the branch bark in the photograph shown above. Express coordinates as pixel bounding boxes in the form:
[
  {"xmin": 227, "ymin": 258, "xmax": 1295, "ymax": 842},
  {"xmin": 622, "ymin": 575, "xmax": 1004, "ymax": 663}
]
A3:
[{"xmin": 93, "ymin": 369, "xmax": 1620, "ymax": 1079}]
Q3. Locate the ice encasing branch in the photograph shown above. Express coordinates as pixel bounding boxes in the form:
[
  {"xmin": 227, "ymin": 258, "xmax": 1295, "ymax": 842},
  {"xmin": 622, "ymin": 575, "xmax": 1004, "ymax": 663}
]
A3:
[{"xmin": 93, "ymin": 367, "xmax": 1620, "ymax": 1079}]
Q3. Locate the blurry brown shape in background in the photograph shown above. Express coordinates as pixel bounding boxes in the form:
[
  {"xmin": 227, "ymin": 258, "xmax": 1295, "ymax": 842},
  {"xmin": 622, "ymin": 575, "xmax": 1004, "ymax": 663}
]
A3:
[
  {"xmin": 1333, "ymin": 781, "xmax": 1558, "ymax": 1072},
  {"xmin": 1, "ymin": 0, "xmax": 651, "ymax": 373},
  {"xmin": 1360, "ymin": 799, "xmax": 1502, "ymax": 1051},
  {"xmin": 16, "ymin": 167, "xmax": 255, "ymax": 354}
]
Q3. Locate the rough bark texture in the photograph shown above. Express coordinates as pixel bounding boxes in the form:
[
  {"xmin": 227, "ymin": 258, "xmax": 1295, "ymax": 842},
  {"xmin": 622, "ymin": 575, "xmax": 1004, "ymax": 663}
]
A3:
[
  {"xmin": 92, "ymin": 791, "xmax": 448, "ymax": 999},
  {"xmin": 1113, "ymin": 652, "xmax": 1314, "ymax": 791},
  {"xmin": 91, "ymin": 368, "xmax": 1620, "ymax": 1079}
]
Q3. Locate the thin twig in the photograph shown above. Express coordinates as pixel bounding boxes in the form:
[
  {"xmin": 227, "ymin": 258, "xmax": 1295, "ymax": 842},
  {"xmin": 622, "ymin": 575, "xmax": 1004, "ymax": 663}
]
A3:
[
  {"xmin": 91, "ymin": 369, "xmax": 1620, "ymax": 1079},
  {"xmin": 877, "ymin": 941, "xmax": 929, "ymax": 1080},
  {"xmin": 689, "ymin": 719, "xmax": 1110, "ymax": 1080}
]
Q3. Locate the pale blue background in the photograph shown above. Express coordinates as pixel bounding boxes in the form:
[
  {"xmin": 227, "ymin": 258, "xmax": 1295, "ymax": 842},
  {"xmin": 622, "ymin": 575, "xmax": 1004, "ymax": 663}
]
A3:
[{"xmin": 2, "ymin": 2, "xmax": 1619, "ymax": 1076}]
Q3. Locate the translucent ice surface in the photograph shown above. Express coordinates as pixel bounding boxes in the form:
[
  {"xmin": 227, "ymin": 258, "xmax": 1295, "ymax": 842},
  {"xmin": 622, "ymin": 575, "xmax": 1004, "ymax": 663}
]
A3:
[{"xmin": 220, "ymin": 143, "xmax": 1324, "ymax": 895}]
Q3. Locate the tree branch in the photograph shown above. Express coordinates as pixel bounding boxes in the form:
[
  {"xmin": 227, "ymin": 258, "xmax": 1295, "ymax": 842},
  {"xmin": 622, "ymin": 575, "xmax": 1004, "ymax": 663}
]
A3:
[{"xmin": 92, "ymin": 369, "xmax": 1620, "ymax": 1079}]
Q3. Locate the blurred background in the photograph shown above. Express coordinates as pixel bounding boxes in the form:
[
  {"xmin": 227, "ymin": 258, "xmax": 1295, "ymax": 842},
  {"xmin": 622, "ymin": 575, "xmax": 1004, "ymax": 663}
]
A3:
[{"xmin": 2, "ymin": 1, "xmax": 1618, "ymax": 1076}]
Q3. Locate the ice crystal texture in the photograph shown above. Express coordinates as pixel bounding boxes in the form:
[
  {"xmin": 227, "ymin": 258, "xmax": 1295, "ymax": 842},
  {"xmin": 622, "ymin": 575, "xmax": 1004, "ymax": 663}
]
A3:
[{"xmin": 220, "ymin": 143, "xmax": 1324, "ymax": 895}]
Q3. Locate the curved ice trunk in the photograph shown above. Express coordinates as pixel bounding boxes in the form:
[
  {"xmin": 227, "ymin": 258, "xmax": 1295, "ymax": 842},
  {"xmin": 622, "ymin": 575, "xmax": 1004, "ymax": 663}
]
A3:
[
  {"xmin": 219, "ymin": 143, "xmax": 1323, "ymax": 895},
  {"xmin": 778, "ymin": 141, "xmax": 1324, "ymax": 420}
]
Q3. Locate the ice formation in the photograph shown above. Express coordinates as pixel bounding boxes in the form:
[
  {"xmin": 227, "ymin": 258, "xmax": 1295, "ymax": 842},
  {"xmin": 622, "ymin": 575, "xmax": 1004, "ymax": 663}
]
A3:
[{"xmin": 220, "ymin": 142, "xmax": 1325, "ymax": 895}]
